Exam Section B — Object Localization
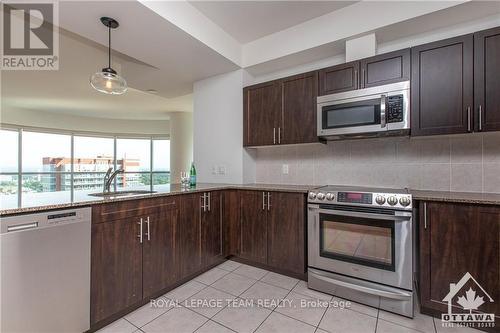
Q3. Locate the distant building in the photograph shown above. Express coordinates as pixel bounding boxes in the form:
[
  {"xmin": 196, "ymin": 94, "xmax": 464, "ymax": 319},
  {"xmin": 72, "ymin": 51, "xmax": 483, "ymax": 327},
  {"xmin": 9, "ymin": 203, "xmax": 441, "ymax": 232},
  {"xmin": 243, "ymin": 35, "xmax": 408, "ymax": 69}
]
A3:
[{"xmin": 42, "ymin": 156, "xmax": 141, "ymax": 191}]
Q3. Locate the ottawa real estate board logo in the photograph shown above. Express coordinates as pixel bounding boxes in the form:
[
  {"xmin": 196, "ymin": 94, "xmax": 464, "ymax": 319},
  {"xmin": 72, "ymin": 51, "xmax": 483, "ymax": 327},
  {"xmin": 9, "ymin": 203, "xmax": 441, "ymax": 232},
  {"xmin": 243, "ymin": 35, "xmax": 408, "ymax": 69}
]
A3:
[
  {"xmin": 441, "ymin": 272, "xmax": 495, "ymax": 329},
  {"xmin": 1, "ymin": 1, "xmax": 59, "ymax": 70}
]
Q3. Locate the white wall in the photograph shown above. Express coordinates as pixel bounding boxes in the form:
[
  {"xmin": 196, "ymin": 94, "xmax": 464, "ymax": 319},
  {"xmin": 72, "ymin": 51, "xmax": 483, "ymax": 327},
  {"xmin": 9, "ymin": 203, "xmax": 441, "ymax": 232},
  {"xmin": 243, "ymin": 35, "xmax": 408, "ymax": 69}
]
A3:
[
  {"xmin": 169, "ymin": 112, "xmax": 193, "ymax": 183},
  {"xmin": 193, "ymin": 69, "xmax": 254, "ymax": 184},
  {"xmin": 0, "ymin": 107, "xmax": 170, "ymax": 135}
]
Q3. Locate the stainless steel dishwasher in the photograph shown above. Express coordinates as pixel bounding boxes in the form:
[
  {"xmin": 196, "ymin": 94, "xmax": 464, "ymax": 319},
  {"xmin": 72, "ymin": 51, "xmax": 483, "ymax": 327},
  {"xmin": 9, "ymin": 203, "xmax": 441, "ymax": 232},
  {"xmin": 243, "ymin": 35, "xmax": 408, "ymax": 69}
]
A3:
[{"xmin": 1, "ymin": 207, "xmax": 91, "ymax": 333}]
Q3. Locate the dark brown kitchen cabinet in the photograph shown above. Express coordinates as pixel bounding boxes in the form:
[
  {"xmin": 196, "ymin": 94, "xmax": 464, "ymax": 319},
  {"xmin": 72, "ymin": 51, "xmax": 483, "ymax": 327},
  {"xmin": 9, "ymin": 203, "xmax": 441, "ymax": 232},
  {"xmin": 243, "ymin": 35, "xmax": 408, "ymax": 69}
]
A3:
[
  {"xmin": 201, "ymin": 191, "xmax": 224, "ymax": 267},
  {"xmin": 224, "ymin": 190, "xmax": 241, "ymax": 257},
  {"xmin": 474, "ymin": 26, "xmax": 500, "ymax": 132},
  {"xmin": 238, "ymin": 190, "xmax": 306, "ymax": 276},
  {"xmin": 360, "ymin": 48, "xmax": 410, "ymax": 88},
  {"xmin": 267, "ymin": 192, "xmax": 306, "ymax": 275},
  {"xmin": 280, "ymin": 71, "xmax": 319, "ymax": 144},
  {"xmin": 318, "ymin": 61, "xmax": 359, "ymax": 96},
  {"xmin": 243, "ymin": 81, "xmax": 281, "ymax": 146},
  {"xmin": 179, "ymin": 193, "xmax": 202, "ymax": 278},
  {"xmin": 239, "ymin": 190, "xmax": 268, "ymax": 264},
  {"xmin": 91, "ymin": 216, "xmax": 143, "ymax": 324},
  {"xmin": 419, "ymin": 201, "xmax": 499, "ymax": 323},
  {"xmin": 142, "ymin": 209, "xmax": 178, "ymax": 299},
  {"xmin": 411, "ymin": 35, "xmax": 474, "ymax": 136}
]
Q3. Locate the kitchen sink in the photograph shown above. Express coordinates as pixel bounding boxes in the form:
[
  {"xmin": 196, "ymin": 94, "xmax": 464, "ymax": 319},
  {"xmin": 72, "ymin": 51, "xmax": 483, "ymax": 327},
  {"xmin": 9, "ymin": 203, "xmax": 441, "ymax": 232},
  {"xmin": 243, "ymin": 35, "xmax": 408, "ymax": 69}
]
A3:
[{"xmin": 88, "ymin": 190, "xmax": 157, "ymax": 198}]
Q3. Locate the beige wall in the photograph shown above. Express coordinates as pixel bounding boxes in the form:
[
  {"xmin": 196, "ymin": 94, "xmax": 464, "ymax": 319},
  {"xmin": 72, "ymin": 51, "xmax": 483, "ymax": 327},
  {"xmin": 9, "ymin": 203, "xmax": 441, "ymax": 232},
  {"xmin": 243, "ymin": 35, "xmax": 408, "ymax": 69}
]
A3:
[
  {"xmin": 169, "ymin": 112, "xmax": 193, "ymax": 183},
  {"xmin": 254, "ymin": 133, "xmax": 500, "ymax": 193}
]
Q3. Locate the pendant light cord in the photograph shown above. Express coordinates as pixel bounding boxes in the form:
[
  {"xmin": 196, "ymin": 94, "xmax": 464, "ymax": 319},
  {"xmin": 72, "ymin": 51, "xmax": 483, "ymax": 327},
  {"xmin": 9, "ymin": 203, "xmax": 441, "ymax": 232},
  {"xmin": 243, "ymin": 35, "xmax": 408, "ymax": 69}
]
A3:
[{"xmin": 108, "ymin": 25, "xmax": 111, "ymax": 69}]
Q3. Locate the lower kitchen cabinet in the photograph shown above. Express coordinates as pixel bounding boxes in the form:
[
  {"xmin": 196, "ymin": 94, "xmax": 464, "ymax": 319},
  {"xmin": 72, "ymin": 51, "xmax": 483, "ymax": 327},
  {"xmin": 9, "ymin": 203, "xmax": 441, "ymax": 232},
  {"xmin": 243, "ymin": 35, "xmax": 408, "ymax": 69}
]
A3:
[
  {"xmin": 419, "ymin": 201, "xmax": 500, "ymax": 322},
  {"xmin": 202, "ymin": 191, "xmax": 224, "ymax": 267},
  {"xmin": 238, "ymin": 190, "xmax": 306, "ymax": 276},
  {"xmin": 179, "ymin": 193, "xmax": 202, "ymax": 278}
]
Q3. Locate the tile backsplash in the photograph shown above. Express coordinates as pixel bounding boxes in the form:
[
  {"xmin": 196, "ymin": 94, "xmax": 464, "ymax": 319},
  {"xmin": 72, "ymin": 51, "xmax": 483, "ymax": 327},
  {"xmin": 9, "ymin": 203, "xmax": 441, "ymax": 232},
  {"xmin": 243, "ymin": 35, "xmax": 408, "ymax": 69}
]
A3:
[{"xmin": 254, "ymin": 132, "xmax": 500, "ymax": 193}]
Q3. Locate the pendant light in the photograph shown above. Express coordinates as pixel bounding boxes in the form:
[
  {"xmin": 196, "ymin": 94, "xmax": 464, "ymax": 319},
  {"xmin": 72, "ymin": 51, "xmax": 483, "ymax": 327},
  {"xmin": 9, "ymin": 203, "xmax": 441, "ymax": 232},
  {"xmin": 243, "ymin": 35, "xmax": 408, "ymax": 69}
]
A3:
[{"xmin": 90, "ymin": 17, "xmax": 127, "ymax": 95}]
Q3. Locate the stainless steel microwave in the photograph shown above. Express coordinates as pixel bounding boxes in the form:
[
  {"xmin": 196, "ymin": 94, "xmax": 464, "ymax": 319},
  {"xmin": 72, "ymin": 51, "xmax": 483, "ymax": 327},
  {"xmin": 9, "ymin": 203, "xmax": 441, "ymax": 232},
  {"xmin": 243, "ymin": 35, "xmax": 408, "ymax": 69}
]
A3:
[{"xmin": 317, "ymin": 81, "xmax": 410, "ymax": 140}]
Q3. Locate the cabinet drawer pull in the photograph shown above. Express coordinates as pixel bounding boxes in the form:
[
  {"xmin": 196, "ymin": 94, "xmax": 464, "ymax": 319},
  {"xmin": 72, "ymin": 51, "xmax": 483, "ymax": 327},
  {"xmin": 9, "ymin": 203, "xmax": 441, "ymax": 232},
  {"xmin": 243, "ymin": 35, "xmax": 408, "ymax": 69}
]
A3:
[
  {"xmin": 137, "ymin": 218, "xmax": 143, "ymax": 243},
  {"xmin": 207, "ymin": 192, "xmax": 211, "ymax": 212},
  {"xmin": 278, "ymin": 128, "xmax": 281, "ymax": 144},
  {"xmin": 262, "ymin": 192, "xmax": 266, "ymax": 210},
  {"xmin": 267, "ymin": 192, "xmax": 271, "ymax": 211},
  {"xmin": 273, "ymin": 128, "xmax": 276, "ymax": 145},
  {"xmin": 146, "ymin": 216, "xmax": 150, "ymax": 241},
  {"xmin": 478, "ymin": 105, "xmax": 483, "ymax": 131},
  {"xmin": 467, "ymin": 106, "xmax": 471, "ymax": 132},
  {"xmin": 423, "ymin": 203, "xmax": 427, "ymax": 230}
]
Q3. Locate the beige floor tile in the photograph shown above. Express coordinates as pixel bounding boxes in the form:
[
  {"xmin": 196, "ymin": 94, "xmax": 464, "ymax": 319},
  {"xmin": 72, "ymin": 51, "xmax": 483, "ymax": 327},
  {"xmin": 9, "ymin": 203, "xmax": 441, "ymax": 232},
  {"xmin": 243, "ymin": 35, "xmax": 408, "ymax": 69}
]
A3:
[
  {"xmin": 377, "ymin": 319, "xmax": 424, "ymax": 333},
  {"xmin": 164, "ymin": 281, "xmax": 207, "ymax": 303},
  {"xmin": 195, "ymin": 320, "xmax": 235, "ymax": 333},
  {"xmin": 240, "ymin": 281, "xmax": 289, "ymax": 309},
  {"xmin": 379, "ymin": 309, "xmax": 435, "ymax": 333},
  {"xmin": 434, "ymin": 318, "xmax": 482, "ymax": 333},
  {"xmin": 260, "ymin": 272, "xmax": 299, "ymax": 290},
  {"xmin": 195, "ymin": 268, "xmax": 230, "ymax": 285},
  {"xmin": 125, "ymin": 299, "xmax": 175, "ymax": 327},
  {"xmin": 275, "ymin": 292, "xmax": 328, "ymax": 327},
  {"xmin": 332, "ymin": 297, "xmax": 378, "ymax": 318},
  {"xmin": 142, "ymin": 306, "xmax": 207, "ymax": 333},
  {"xmin": 211, "ymin": 272, "xmax": 257, "ymax": 296},
  {"xmin": 291, "ymin": 281, "xmax": 333, "ymax": 301},
  {"xmin": 96, "ymin": 319, "xmax": 137, "ymax": 333},
  {"xmin": 213, "ymin": 302, "xmax": 272, "ymax": 333},
  {"xmin": 319, "ymin": 307, "xmax": 377, "ymax": 333},
  {"xmin": 183, "ymin": 286, "xmax": 235, "ymax": 318},
  {"xmin": 255, "ymin": 312, "xmax": 315, "ymax": 333},
  {"xmin": 217, "ymin": 260, "xmax": 242, "ymax": 272},
  {"xmin": 233, "ymin": 264, "xmax": 268, "ymax": 280}
]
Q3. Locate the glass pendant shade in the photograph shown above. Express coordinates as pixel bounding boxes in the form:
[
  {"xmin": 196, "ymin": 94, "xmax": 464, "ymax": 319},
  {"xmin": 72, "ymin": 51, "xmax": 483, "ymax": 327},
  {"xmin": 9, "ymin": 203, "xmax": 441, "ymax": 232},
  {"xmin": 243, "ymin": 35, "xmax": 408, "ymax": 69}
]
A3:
[{"xmin": 90, "ymin": 68, "xmax": 127, "ymax": 95}]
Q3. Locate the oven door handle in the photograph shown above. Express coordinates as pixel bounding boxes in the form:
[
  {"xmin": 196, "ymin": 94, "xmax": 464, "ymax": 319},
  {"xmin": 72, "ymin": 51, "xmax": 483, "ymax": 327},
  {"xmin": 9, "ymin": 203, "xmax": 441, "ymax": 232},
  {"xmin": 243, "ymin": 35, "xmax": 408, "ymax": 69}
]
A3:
[
  {"xmin": 317, "ymin": 209, "xmax": 411, "ymax": 222},
  {"xmin": 309, "ymin": 269, "xmax": 412, "ymax": 301}
]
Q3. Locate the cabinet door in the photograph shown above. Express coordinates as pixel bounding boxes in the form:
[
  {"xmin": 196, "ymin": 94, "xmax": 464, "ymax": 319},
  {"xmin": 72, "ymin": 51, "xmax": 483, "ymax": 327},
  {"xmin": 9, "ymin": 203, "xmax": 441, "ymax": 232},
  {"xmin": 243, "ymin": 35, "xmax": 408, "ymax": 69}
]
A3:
[
  {"xmin": 91, "ymin": 218, "xmax": 143, "ymax": 324},
  {"xmin": 411, "ymin": 35, "xmax": 474, "ymax": 136},
  {"xmin": 360, "ymin": 49, "xmax": 410, "ymax": 88},
  {"xmin": 474, "ymin": 26, "xmax": 500, "ymax": 132},
  {"xmin": 281, "ymin": 71, "xmax": 319, "ymax": 144},
  {"xmin": 142, "ymin": 207, "xmax": 178, "ymax": 299},
  {"xmin": 202, "ymin": 191, "xmax": 223, "ymax": 267},
  {"xmin": 178, "ymin": 193, "xmax": 202, "ymax": 278},
  {"xmin": 239, "ymin": 191, "xmax": 268, "ymax": 264},
  {"xmin": 224, "ymin": 190, "xmax": 240, "ymax": 256},
  {"xmin": 267, "ymin": 192, "xmax": 306, "ymax": 275},
  {"xmin": 419, "ymin": 202, "xmax": 499, "ymax": 318},
  {"xmin": 318, "ymin": 61, "xmax": 359, "ymax": 96},
  {"xmin": 243, "ymin": 81, "xmax": 281, "ymax": 147}
]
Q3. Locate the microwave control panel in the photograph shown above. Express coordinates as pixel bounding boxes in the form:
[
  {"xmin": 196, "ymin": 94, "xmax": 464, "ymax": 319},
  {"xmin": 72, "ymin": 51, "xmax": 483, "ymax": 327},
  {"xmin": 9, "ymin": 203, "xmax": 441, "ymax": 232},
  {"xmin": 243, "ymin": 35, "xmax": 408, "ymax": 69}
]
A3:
[{"xmin": 387, "ymin": 95, "xmax": 404, "ymax": 123}]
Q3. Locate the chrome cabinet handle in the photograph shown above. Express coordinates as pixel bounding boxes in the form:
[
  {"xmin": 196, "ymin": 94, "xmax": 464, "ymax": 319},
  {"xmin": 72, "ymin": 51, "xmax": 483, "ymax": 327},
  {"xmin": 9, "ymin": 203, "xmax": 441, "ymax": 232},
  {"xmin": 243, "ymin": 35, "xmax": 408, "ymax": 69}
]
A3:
[
  {"xmin": 278, "ymin": 128, "xmax": 281, "ymax": 144},
  {"xmin": 362, "ymin": 68, "xmax": 366, "ymax": 87},
  {"xmin": 146, "ymin": 216, "xmax": 150, "ymax": 241},
  {"xmin": 354, "ymin": 70, "xmax": 358, "ymax": 88},
  {"xmin": 273, "ymin": 128, "xmax": 276, "ymax": 144},
  {"xmin": 467, "ymin": 107, "xmax": 471, "ymax": 132},
  {"xmin": 137, "ymin": 218, "xmax": 143, "ymax": 243},
  {"xmin": 201, "ymin": 194, "xmax": 206, "ymax": 212},
  {"xmin": 380, "ymin": 94, "xmax": 387, "ymax": 128},
  {"xmin": 207, "ymin": 192, "xmax": 211, "ymax": 212},
  {"xmin": 423, "ymin": 202, "xmax": 427, "ymax": 230},
  {"xmin": 267, "ymin": 192, "xmax": 271, "ymax": 211},
  {"xmin": 478, "ymin": 105, "xmax": 483, "ymax": 131},
  {"xmin": 262, "ymin": 192, "xmax": 266, "ymax": 210}
]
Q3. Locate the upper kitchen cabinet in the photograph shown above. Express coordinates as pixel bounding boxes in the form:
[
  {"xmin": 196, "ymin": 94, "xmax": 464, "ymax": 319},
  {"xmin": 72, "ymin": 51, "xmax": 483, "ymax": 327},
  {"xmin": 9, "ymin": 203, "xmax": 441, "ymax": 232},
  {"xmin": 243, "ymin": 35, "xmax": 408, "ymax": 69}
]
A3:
[
  {"xmin": 280, "ymin": 71, "xmax": 319, "ymax": 144},
  {"xmin": 474, "ymin": 26, "xmax": 500, "ymax": 132},
  {"xmin": 411, "ymin": 35, "xmax": 474, "ymax": 136},
  {"xmin": 360, "ymin": 49, "xmax": 410, "ymax": 88},
  {"xmin": 243, "ymin": 81, "xmax": 281, "ymax": 146},
  {"xmin": 318, "ymin": 61, "xmax": 360, "ymax": 96}
]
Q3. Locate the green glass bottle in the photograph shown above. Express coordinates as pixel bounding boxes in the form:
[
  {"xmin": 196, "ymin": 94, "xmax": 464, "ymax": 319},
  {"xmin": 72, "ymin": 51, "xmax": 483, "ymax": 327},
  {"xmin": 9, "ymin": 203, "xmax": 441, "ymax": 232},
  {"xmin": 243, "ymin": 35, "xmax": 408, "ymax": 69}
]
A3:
[{"xmin": 189, "ymin": 162, "xmax": 197, "ymax": 187}]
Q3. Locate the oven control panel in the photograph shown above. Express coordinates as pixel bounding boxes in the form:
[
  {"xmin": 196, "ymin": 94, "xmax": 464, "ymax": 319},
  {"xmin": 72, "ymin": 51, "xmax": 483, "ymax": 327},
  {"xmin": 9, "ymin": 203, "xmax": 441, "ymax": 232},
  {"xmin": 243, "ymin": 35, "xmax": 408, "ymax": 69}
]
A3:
[{"xmin": 308, "ymin": 189, "xmax": 412, "ymax": 210}]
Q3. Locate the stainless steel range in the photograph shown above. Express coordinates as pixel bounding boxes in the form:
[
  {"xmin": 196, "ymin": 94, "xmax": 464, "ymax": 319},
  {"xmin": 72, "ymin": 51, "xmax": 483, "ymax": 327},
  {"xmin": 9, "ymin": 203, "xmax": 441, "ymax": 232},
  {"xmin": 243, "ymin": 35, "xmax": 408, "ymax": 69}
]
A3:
[{"xmin": 307, "ymin": 185, "xmax": 414, "ymax": 317}]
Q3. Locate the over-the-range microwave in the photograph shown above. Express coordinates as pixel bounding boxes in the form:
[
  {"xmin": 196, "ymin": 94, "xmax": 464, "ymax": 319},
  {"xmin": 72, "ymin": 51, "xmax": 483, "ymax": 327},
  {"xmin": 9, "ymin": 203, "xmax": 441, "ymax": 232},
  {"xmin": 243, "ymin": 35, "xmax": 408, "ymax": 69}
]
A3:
[{"xmin": 317, "ymin": 81, "xmax": 410, "ymax": 140}]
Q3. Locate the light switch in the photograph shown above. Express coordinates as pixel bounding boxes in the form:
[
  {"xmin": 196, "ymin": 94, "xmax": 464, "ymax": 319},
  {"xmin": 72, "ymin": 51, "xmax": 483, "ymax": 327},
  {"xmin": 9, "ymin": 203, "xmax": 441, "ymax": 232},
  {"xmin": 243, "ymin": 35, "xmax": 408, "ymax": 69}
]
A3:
[
  {"xmin": 282, "ymin": 164, "xmax": 289, "ymax": 175},
  {"xmin": 218, "ymin": 165, "xmax": 226, "ymax": 175},
  {"xmin": 212, "ymin": 166, "xmax": 217, "ymax": 175}
]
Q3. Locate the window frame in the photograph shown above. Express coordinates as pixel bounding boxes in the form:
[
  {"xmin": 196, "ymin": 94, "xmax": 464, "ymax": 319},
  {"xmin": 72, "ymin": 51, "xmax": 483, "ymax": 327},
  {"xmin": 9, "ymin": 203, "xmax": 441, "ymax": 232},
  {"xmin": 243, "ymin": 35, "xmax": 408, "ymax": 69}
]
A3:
[{"xmin": 0, "ymin": 125, "xmax": 170, "ymax": 208}]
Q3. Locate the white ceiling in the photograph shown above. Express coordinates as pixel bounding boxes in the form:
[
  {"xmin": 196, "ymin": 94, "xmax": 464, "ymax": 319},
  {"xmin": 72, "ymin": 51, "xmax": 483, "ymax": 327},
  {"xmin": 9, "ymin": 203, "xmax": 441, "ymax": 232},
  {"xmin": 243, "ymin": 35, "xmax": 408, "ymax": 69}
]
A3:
[{"xmin": 189, "ymin": 1, "xmax": 356, "ymax": 43}]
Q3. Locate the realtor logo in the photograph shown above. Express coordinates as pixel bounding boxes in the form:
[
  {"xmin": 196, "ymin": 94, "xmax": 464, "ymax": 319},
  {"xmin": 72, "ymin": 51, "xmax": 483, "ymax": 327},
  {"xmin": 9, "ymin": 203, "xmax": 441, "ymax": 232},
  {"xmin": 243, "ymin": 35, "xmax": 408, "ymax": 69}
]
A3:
[
  {"xmin": 441, "ymin": 272, "xmax": 495, "ymax": 328},
  {"xmin": 1, "ymin": 1, "xmax": 59, "ymax": 69}
]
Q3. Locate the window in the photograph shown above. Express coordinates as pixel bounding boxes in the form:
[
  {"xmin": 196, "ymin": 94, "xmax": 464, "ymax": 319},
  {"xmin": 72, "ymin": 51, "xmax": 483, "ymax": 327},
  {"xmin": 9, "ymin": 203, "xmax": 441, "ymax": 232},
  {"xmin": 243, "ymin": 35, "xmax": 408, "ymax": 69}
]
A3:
[{"xmin": 0, "ymin": 127, "xmax": 170, "ymax": 209}]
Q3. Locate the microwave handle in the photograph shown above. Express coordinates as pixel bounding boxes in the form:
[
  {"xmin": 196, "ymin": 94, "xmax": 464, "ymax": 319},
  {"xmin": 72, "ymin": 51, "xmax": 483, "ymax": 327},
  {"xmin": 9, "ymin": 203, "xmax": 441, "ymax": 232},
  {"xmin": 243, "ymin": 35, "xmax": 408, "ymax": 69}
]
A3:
[{"xmin": 380, "ymin": 94, "xmax": 387, "ymax": 128}]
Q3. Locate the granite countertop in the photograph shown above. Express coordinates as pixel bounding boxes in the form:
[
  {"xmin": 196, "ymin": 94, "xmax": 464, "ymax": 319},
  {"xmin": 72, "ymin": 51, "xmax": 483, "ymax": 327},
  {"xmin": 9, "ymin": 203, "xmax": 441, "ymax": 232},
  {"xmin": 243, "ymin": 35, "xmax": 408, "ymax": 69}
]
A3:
[
  {"xmin": 411, "ymin": 190, "xmax": 500, "ymax": 205},
  {"xmin": 0, "ymin": 183, "xmax": 314, "ymax": 216}
]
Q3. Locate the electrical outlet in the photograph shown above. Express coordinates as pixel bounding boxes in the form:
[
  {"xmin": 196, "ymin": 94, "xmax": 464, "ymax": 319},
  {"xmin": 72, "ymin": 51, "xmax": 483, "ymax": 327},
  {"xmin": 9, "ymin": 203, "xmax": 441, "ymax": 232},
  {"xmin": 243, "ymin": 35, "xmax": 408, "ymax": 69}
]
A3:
[
  {"xmin": 218, "ymin": 165, "xmax": 226, "ymax": 175},
  {"xmin": 282, "ymin": 164, "xmax": 289, "ymax": 175},
  {"xmin": 212, "ymin": 166, "xmax": 217, "ymax": 175}
]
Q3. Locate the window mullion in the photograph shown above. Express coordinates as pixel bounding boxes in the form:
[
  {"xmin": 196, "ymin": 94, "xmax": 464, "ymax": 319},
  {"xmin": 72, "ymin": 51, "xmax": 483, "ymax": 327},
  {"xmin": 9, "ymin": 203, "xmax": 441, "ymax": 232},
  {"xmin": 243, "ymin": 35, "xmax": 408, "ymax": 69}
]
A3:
[{"xmin": 18, "ymin": 128, "xmax": 22, "ymax": 208}]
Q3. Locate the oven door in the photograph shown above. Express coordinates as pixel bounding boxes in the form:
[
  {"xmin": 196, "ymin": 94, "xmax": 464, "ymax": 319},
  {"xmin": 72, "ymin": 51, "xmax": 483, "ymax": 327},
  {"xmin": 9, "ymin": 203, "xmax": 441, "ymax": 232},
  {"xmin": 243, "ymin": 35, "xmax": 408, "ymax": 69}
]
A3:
[
  {"xmin": 318, "ymin": 94, "xmax": 388, "ymax": 136},
  {"xmin": 308, "ymin": 205, "xmax": 412, "ymax": 290}
]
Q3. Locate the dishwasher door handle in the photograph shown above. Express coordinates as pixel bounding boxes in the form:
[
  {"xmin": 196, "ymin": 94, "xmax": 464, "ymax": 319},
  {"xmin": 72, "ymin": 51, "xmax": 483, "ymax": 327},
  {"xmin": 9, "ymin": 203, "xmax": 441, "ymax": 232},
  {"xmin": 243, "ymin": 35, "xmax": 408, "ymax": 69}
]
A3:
[{"xmin": 7, "ymin": 222, "xmax": 38, "ymax": 232}]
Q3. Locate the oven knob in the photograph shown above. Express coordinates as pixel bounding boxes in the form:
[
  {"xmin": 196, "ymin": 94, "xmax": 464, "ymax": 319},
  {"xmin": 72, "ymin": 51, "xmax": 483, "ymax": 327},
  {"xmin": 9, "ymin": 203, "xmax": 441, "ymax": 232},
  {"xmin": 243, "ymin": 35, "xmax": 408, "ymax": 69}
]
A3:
[
  {"xmin": 316, "ymin": 192, "xmax": 326, "ymax": 200},
  {"xmin": 326, "ymin": 193, "xmax": 335, "ymax": 201},
  {"xmin": 375, "ymin": 195, "xmax": 386, "ymax": 205},
  {"xmin": 387, "ymin": 196, "xmax": 398, "ymax": 206},
  {"xmin": 399, "ymin": 196, "xmax": 411, "ymax": 207},
  {"xmin": 308, "ymin": 192, "xmax": 317, "ymax": 200}
]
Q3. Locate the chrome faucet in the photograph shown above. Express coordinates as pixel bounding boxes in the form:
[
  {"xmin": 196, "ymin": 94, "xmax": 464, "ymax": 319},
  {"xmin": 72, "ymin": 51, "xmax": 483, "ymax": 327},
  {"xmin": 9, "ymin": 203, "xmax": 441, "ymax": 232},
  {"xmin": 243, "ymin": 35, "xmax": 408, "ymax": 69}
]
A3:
[{"xmin": 103, "ymin": 167, "xmax": 124, "ymax": 193}]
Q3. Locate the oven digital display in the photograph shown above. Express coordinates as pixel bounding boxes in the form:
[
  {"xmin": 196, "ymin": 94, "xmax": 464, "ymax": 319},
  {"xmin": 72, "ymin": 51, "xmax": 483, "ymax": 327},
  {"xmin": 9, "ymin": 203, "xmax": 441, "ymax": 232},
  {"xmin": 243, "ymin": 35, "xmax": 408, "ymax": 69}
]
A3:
[{"xmin": 338, "ymin": 192, "xmax": 372, "ymax": 204}]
